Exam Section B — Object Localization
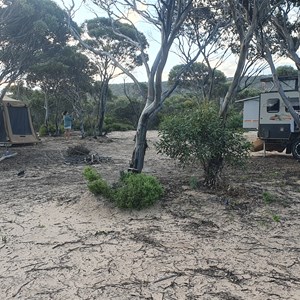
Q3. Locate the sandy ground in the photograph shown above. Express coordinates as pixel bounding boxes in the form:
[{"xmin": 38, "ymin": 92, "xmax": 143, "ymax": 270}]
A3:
[{"xmin": 0, "ymin": 130, "xmax": 300, "ymax": 300}]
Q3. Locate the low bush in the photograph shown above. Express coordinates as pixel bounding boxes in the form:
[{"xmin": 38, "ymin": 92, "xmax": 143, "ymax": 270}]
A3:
[
  {"xmin": 83, "ymin": 166, "xmax": 101, "ymax": 182},
  {"xmin": 157, "ymin": 102, "xmax": 251, "ymax": 188},
  {"xmin": 38, "ymin": 125, "xmax": 48, "ymax": 137},
  {"xmin": 83, "ymin": 167, "xmax": 164, "ymax": 209},
  {"xmin": 38, "ymin": 124, "xmax": 56, "ymax": 137},
  {"xmin": 83, "ymin": 167, "xmax": 112, "ymax": 199},
  {"xmin": 114, "ymin": 173, "xmax": 164, "ymax": 209},
  {"xmin": 105, "ymin": 122, "xmax": 134, "ymax": 132},
  {"xmin": 87, "ymin": 179, "xmax": 112, "ymax": 199}
]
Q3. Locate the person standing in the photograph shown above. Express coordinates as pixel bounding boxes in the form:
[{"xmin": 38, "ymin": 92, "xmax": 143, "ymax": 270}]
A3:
[{"xmin": 62, "ymin": 111, "xmax": 73, "ymax": 139}]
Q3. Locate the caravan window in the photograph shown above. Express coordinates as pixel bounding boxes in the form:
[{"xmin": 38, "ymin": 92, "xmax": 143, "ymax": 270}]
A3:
[
  {"xmin": 267, "ymin": 98, "xmax": 280, "ymax": 113},
  {"xmin": 285, "ymin": 97, "xmax": 300, "ymax": 112}
]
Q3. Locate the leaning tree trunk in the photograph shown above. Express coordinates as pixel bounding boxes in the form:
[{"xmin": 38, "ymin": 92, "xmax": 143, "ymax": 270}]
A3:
[
  {"xmin": 130, "ymin": 111, "xmax": 149, "ymax": 172},
  {"xmin": 78, "ymin": 109, "xmax": 85, "ymax": 138},
  {"xmin": 97, "ymin": 81, "xmax": 109, "ymax": 136},
  {"xmin": 44, "ymin": 92, "xmax": 50, "ymax": 134},
  {"xmin": 263, "ymin": 46, "xmax": 300, "ymax": 127}
]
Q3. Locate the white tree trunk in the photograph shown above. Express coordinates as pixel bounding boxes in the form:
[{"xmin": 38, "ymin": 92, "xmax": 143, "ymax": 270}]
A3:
[{"xmin": 264, "ymin": 47, "xmax": 300, "ymax": 127}]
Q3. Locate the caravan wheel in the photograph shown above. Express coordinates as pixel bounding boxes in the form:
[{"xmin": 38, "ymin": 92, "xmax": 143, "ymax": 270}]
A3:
[{"xmin": 291, "ymin": 139, "xmax": 300, "ymax": 160}]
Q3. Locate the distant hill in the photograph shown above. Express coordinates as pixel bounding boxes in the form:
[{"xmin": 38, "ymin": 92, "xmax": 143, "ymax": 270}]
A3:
[
  {"xmin": 109, "ymin": 81, "xmax": 171, "ymax": 98},
  {"xmin": 109, "ymin": 75, "xmax": 273, "ymax": 98}
]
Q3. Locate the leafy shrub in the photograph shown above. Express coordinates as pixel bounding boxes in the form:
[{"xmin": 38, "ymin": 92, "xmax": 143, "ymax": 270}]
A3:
[
  {"xmin": 272, "ymin": 214, "xmax": 281, "ymax": 223},
  {"xmin": 157, "ymin": 102, "xmax": 251, "ymax": 188},
  {"xmin": 262, "ymin": 191, "xmax": 276, "ymax": 204},
  {"xmin": 87, "ymin": 179, "xmax": 112, "ymax": 199},
  {"xmin": 114, "ymin": 173, "xmax": 164, "ymax": 209},
  {"xmin": 83, "ymin": 166, "xmax": 102, "ymax": 182},
  {"xmin": 83, "ymin": 167, "xmax": 164, "ymax": 209},
  {"xmin": 38, "ymin": 124, "xmax": 56, "ymax": 137},
  {"xmin": 39, "ymin": 125, "xmax": 48, "ymax": 137},
  {"xmin": 227, "ymin": 109, "xmax": 243, "ymax": 131},
  {"xmin": 48, "ymin": 123, "xmax": 56, "ymax": 135},
  {"xmin": 83, "ymin": 167, "xmax": 112, "ymax": 198},
  {"xmin": 105, "ymin": 122, "xmax": 134, "ymax": 132}
]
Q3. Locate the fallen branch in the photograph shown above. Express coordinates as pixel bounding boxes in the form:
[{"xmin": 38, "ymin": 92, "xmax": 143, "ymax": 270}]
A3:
[
  {"xmin": 12, "ymin": 278, "xmax": 35, "ymax": 298},
  {"xmin": 0, "ymin": 152, "xmax": 17, "ymax": 162}
]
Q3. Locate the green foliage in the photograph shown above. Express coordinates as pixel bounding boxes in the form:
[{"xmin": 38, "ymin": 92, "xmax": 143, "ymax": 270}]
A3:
[
  {"xmin": 104, "ymin": 116, "xmax": 135, "ymax": 132},
  {"xmin": 85, "ymin": 17, "xmax": 148, "ymax": 67},
  {"xmin": 276, "ymin": 65, "xmax": 297, "ymax": 77},
  {"xmin": 83, "ymin": 166, "xmax": 100, "ymax": 182},
  {"xmin": 108, "ymin": 96, "xmax": 144, "ymax": 128},
  {"xmin": 87, "ymin": 179, "xmax": 112, "ymax": 199},
  {"xmin": 168, "ymin": 62, "xmax": 227, "ymax": 100},
  {"xmin": 189, "ymin": 176, "xmax": 199, "ymax": 189},
  {"xmin": 83, "ymin": 167, "xmax": 112, "ymax": 198},
  {"xmin": 272, "ymin": 214, "xmax": 281, "ymax": 223},
  {"xmin": 157, "ymin": 102, "xmax": 251, "ymax": 187},
  {"xmin": 160, "ymin": 94, "xmax": 198, "ymax": 117},
  {"xmin": 83, "ymin": 167, "xmax": 164, "ymax": 209},
  {"xmin": 0, "ymin": 0, "xmax": 75, "ymax": 83},
  {"xmin": 114, "ymin": 173, "xmax": 164, "ymax": 209},
  {"xmin": 226, "ymin": 109, "xmax": 244, "ymax": 131},
  {"xmin": 262, "ymin": 191, "xmax": 276, "ymax": 204},
  {"xmin": 237, "ymin": 88, "xmax": 261, "ymax": 100},
  {"xmin": 38, "ymin": 123, "xmax": 56, "ymax": 136},
  {"xmin": 39, "ymin": 125, "xmax": 47, "ymax": 137}
]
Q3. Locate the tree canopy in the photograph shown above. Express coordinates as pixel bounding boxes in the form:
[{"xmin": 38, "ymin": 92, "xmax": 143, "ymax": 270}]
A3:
[
  {"xmin": 0, "ymin": 0, "xmax": 74, "ymax": 93},
  {"xmin": 168, "ymin": 62, "xmax": 227, "ymax": 100}
]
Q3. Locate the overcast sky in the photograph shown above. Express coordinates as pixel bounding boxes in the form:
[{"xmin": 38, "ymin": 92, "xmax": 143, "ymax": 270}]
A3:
[{"xmin": 55, "ymin": 0, "xmax": 295, "ymax": 84}]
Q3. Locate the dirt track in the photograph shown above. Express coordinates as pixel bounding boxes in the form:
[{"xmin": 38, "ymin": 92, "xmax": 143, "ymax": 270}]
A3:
[{"xmin": 0, "ymin": 131, "xmax": 300, "ymax": 300}]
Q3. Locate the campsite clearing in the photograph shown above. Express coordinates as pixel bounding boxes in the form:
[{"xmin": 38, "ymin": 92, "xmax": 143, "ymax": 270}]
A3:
[{"xmin": 0, "ymin": 131, "xmax": 300, "ymax": 300}]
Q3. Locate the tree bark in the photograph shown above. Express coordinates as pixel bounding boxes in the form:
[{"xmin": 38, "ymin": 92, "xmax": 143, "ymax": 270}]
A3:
[
  {"xmin": 130, "ymin": 111, "xmax": 149, "ymax": 172},
  {"xmin": 219, "ymin": 0, "xmax": 260, "ymax": 117},
  {"xmin": 44, "ymin": 92, "xmax": 50, "ymax": 133},
  {"xmin": 97, "ymin": 80, "xmax": 109, "ymax": 136},
  {"xmin": 264, "ymin": 47, "xmax": 300, "ymax": 127}
]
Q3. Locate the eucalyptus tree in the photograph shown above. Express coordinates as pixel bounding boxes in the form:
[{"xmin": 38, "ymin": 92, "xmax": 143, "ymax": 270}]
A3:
[
  {"xmin": 219, "ymin": 0, "xmax": 271, "ymax": 117},
  {"xmin": 81, "ymin": 17, "xmax": 148, "ymax": 136},
  {"xmin": 56, "ymin": 47, "xmax": 97, "ymax": 137},
  {"xmin": 27, "ymin": 46, "xmax": 96, "ymax": 134},
  {"xmin": 175, "ymin": 1, "xmax": 231, "ymax": 101},
  {"xmin": 276, "ymin": 66, "xmax": 298, "ymax": 77},
  {"xmin": 66, "ymin": 0, "xmax": 205, "ymax": 172},
  {"xmin": 256, "ymin": 0, "xmax": 300, "ymax": 127},
  {"xmin": 269, "ymin": 0, "xmax": 300, "ymax": 70},
  {"xmin": 163, "ymin": 0, "xmax": 271, "ymax": 185},
  {"xmin": 168, "ymin": 62, "xmax": 227, "ymax": 101},
  {"xmin": 0, "ymin": 0, "xmax": 73, "ymax": 99}
]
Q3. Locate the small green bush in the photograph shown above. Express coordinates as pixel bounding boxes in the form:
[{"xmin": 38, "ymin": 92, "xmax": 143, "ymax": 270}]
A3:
[
  {"xmin": 262, "ymin": 191, "xmax": 276, "ymax": 204},
  {"xmin": 87, "ymin": 179, "xmax": 112, "ymax": 199},
  {"xmin": 83, "ymin": 166, "xmax": 100, "ymax": 182},
  {"xmin": 272, "ymin": 214, "xmax": 281, "ymax": 223},
  {"xmin": 105, "ymin": 122, "xmax": 134, "ymax": 132},
  {"xmin": 157, "ymin": 102, "xmax": 251, "ymax": 188},
  {"xmin": 83, "ymin": 167, "xmax": 164, "ymax": 209},
  {"xmin": 48, "ymin": 124, "xmax": 56, "ymax": 135},
  {"xmin": 39, "ymin": 125, "xmax": 48, "ymax": 137},
  {"xmin": 114, "ymin": 173, "xmax": 164, "ymax": 209},
  {"xmin": 83, "ymin": 167, "xmax": 112, "ymax": 199},
  {"xmin": 38, "ymin": 124, "xmax": 56, "ymax": 137}
]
